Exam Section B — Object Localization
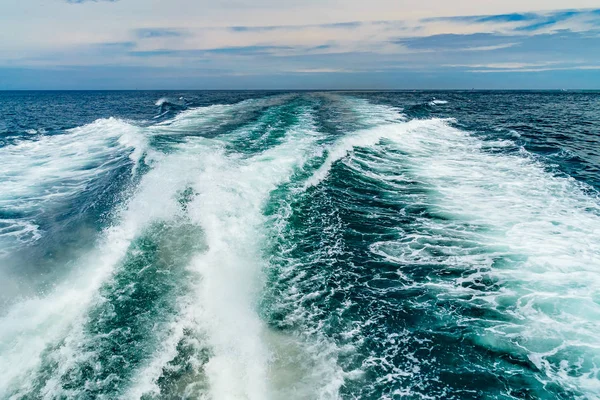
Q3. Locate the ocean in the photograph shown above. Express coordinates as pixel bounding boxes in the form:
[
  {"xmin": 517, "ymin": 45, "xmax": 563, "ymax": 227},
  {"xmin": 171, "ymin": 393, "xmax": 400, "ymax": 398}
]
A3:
[{"xmin": 1, "ymin": 90, "xmax": 599, "ymax": 399}]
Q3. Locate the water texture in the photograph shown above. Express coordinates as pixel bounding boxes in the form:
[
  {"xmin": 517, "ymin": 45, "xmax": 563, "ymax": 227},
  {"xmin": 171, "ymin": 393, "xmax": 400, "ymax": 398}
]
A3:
[{"xmin": 1, "ymin": 90, "xmax": 600, "ymax": 399}]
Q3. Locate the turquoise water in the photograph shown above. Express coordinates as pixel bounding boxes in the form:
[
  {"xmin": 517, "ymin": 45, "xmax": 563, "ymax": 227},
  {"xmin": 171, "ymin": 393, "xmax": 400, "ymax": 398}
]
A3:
[{"xmin": 1, "ymin": 91, "xmax": 600, "ymax": 399}]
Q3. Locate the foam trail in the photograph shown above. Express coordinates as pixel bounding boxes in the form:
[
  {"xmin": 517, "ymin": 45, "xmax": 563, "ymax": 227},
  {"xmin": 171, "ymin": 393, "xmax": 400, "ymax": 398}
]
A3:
[
  {"xmin": 0, "ymin": 117, "xmax": 148, "ymax": 395},
  {"xmin": 352, "ymin": 111, "xmax": 600, "ymax": 396},
  {"xmin": 182, "ymin": 107, "xmax": 321, "ymax": 399},
  {"xmin": 0, "ymin": 101, "xmax": 267, "ymax": 397},
  {"xmin": 0, "ymin": 138, "xmax": 201, "ymax": 397},
  {"xmin": 398, "ymin": 119, "xmax": 600, "ymax": 395},
  {"xmin": 304, "ymin": 99, "xmax": 404, "ymax": 189},
  {"xmin": 0, "ymin": 118, "xmax": 145, "ymax": 249},
  {"xmin": 150, "ymin": 96, "xmax": 294, "ymax": 136},
  {"xmin": 298, "ymin": 97, "xmax": 600, "ymax": 397},
  {"xmin": 124, "ymin": 99, "xmax": 337, "ymax": 400},
  {"xmin": 7, "ymin": 93, "xmax": 598, "ymax": 398}
]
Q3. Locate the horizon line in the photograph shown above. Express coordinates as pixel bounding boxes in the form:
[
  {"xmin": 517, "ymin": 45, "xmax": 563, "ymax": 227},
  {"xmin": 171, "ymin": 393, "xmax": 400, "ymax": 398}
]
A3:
[{"xmin": 2, "ymin": 88, "xmax": 599, "ymax": 92}]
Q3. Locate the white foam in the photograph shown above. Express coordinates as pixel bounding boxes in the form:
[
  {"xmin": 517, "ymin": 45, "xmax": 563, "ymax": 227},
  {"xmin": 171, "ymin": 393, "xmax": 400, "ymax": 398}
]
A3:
[
  {"xmin": 0, "ymin": 219, "xmax": 41, "ymax": 256},
  {"xmin": 303, "ymin": 100, "xmax": 404, "ymax": 189},
  {"xmin": 124, "ymin": 300, "xmax": 199, "ymax": 399},
  {"xmin": 0, "ymin": 118, "xmax": 146, "ymax": 248},
  {"xmin": 0, "ymin": 216, "xmax": 138, "ymax": 396},
  {"xmin": 349, "ymin": 98, "xmax": 404, "ymax": 126},
  {"xmin": 356, "ymin": 115, "xmax": 600, "ymax": 396},
  {"xmin": 149, "ymin": 96, "xmax": 297, "ymax": 141},
  {"xmin": 300, "ymin": 97, "xmax": 600, "ymax": 395},
  {"xmin": 180, "ymin": 109, "xmax": 326, "ymax": 400},
  {"xmin": 3, "ymin": 96, "xmax": 323, "ymax": 399},
  {"xmin": 0, "ymin": 218, "xmax": 40, "ymax": 240},
  {"xmin": 429, "ymin": 99, "xmax": 448, "ymax": 105},
  {"xmin": 0, "ymin": 143, "xmax": 208, "ymax": 397},
  {"xmin": 124, "ymin": 103, "xmax": 348, "ymax": 400},
  {"xmin": 303, "ymin": 126, "xmax": 393, "ymax": 189},
  {"xmin": 0, "ymin": 131, "xmax": 205, "ymax": 398}
]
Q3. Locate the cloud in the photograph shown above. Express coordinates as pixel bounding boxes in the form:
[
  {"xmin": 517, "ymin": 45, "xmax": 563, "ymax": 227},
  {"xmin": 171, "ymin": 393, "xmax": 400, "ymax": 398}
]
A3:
[
  {"xmin": 422, "ymin": 9, "xmax": 590, "ymax": 24},
  {"xmin": 423, "ymin": 12, "xmax": 538, "ymax": 24},
  {"xmin": 393, "ymin": 29, "xmax": 600, "ymax": 59},
  {"xmin": 469, "ymin": 65, "xmax": 600, "ymax": 72},
  {"xmin": 289, "ymin": 68, "xmax": 354, "ymax": 73},
  {"xmin": 319, "ymin": 21, "xmax": 362, "ymax": 29},
  {"xmin": 3, "ymin": 1, "xmax": 600, "ymax": 89},
  {"xmin": 445, "ymin": 62, "xmax": 560, "ymax": 69},
  {"xmin": 514, "ymin": 11, "xmax": 580, "ymax": 31},
  {"xmin": 129, "ymin": 50, "xmax": 181, "ymax": 57},
  {"xmin": 461, "ymin": 43, "xmax": 519, "ymax": 51},
  {"xmin": 129, "ymin": 45, "xmax": 293, "ymax": 58},
  {"xmin": 423, "ymin": 9, "xmax": 600, "ymax": 33},
  {"xmin": 227, "ymin": 21, "xmax": 362, "ymax": 33},
  {"xmin": 135, "ymin": 28, "xmax": 186, "ymax": 38},
  {"xmin": 95, "ymin": 41, "xmax": 136, "ymax": 49},
  {"xmin": 228, "ymin": 25, "xmax": 281, "ymax": 32},
  {"xmin": 66, "ymin": 0, "xmax": 117, "ymax": 3},
  {"xmin": 223, "ymin": 9, "xmax": 600, "ymax": 39},
  {"xmin": 394, "ymin": 33, "xmax": 516, "ymax": 51},
  {"xmin": 203, "ymin": 45, "xmax": 293, "ymax": 55}
]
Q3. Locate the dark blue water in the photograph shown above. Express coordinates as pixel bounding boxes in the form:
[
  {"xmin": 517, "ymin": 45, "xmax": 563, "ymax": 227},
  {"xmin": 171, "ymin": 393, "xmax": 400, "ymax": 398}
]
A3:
[{"xmin": 1, "ymin": 91, "xmax": 599, "ymax": 399}]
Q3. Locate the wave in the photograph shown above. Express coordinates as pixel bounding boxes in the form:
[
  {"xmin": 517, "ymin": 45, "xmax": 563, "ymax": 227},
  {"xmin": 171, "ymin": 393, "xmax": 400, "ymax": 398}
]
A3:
[
  {"xmin": 24, "ymin": 128, "xmax": 47, "ymax": 135},
  {"xmin": 429, "ymin": 99, "xmax": 448, "ymax": 105},
  {"xmin": 378, "ymin": 117, "xmax": 600, "ymax": 396},
  {"xmin": 154, "ymin": 97, "xmax": 188, "ymax": 119},
  {"xmin": 307, "ymin": 104, "xmax": 600, "ymax": 396},
  {"xmin": 0, "ymin": 96, "xmax": 347, "ymax": 400},
  {"xmin": 3, "ymin": 94, "xmax": 600, "ymax": 399},
  {"xmin": 271, "ymin": 97, "xmax": 600, "ymax": 397},
  {"xmin": 0, "ymin": 132, "xmax": 205, "ymax": 398},
  {"xmin": 303, "ymin": 99, "xmax": 405, "ymax": 189},
  {"xmin": 0, "ymin": 118, "xmax": 145, "ymax": 252},
  {"xmin": 132, "ymin": 101, "xmax": 353, "ymax": 400},
  {"xmin": 155, "ymin": 97, "xmax": 169, "ymax": 107}
]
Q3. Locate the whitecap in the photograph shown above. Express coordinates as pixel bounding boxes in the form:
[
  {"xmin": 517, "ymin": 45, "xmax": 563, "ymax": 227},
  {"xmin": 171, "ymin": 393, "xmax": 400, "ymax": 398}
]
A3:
[{"xmin": 429, "ymin": 99, "xmax": 448, "ymax": 106}]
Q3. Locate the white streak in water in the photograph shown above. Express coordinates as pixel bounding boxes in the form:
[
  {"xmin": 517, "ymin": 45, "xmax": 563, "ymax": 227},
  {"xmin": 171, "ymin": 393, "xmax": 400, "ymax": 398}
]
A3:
[{"xmin": 0, "ymin": 118, "xmax": 145, "ymax": 248}]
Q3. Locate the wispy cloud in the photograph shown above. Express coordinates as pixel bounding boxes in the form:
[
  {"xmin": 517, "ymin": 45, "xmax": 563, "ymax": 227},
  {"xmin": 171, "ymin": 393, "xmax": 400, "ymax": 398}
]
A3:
[
  {"xmin": 445, "ymin": 62, "xmax": 560, "ymax": 69},
  {"xmin": 95, "ymin": 41, "xmax": 136, "ymax": 49},
  {"xmin": 129, "ymin": 45, "xmax": 293, "ymax": 58},
  {"xmin": 224, "ymin": 9, "xmax": 600, "ymax": 39},
  {"xmin": 289, "ymin": 68, "xmax": 354, "ymax": 73},
  {"xmin": 463, "ymin": 43, "xmax": 519, "ymax": 51},
  {"xmin": 394, "ymin": 33, "xmax": 516, "ymax": 52},
  {"xmin": 203, "ymin": 45, "xmax": 293, "ymax": 55},
  {"xmin": 66, "ymin": 0, "xmax": 117, "ymax": 3},
  {"xmin": 320, "ymin": 21, "xmax": 362, "ymax": 29},
  {"xmin": 423, "ymin": 12, "xmax": 537, "ymax": 24},
  {"xmin": 443, "ymin": 60, "xmax": 600, "ymax": 73},
  {"xmin": 423, "ymin": 9, "xmax": 600, "ymax": 34},
  {"xmin": 226, "ymin": 21, "xmax": 363, "ymax": 33},
  {"xmin": 469, "ymin": 65, "xmax": 600, "ymax": 73},
  {"xmin": 228, "ymin": 25, "xmax": 281, "ymax": 32},
  {"xmin": 135, "ymin": 28, "xmax": 186, "ymax": 38},
  {"xmin": 514, "ymin": 11, "xmax": 580, "ymax": 31}
]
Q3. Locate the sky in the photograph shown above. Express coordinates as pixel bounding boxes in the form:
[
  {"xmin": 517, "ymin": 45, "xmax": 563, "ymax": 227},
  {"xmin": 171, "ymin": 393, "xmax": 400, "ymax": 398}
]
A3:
[{"xmin": 0, "ymin": 0, "xmax": 599, "ymax": 89}]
